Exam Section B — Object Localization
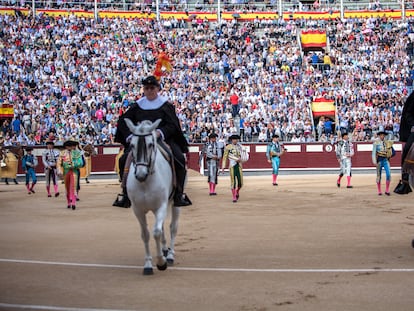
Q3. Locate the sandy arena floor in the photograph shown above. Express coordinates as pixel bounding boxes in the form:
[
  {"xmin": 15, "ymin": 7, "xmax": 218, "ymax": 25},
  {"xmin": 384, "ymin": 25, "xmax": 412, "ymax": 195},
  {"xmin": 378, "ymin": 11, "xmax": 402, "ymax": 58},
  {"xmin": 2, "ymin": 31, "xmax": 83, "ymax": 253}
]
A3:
[{"xmin": 0, "ymin": 170, "xmax": 413, "ymax": 311}]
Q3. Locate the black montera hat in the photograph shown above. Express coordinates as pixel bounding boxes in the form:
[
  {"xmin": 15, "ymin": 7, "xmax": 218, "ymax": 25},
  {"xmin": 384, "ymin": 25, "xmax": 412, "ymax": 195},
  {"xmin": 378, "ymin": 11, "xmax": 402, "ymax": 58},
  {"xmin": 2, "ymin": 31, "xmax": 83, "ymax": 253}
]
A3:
[
  {"xmin": 341, "ymin": 132, "xmax": 349, "ymax": 138},
  {"xmin": 63, "ymin": 140, "xmax": 78, "ymax": 147},
  {"xmin": 272, "ymin": 134, "xmax": 279, "ymax": 138},
  {"xmin": 377, "ymin": 131, "xmax": 388, "ymax": 136},
  {"xmin": 142, "ymin": 75, "xmax": 161, "ymax": 87},
  {"xmin": 25, "ymin": 146, "xmax": 34, "ymax": 151},
  {"xmin": 229, "ymin": 134, "xmax": 240, "ymax": 140},
  {"xmin": 209, "ymin": 133, "xmax": 218, "ymax": 139}
]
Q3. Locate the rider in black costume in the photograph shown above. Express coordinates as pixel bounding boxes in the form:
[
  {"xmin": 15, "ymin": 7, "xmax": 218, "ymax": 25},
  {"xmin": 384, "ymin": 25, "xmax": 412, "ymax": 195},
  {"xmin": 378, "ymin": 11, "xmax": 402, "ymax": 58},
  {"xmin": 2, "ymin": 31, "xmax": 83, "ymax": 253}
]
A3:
[{"xmin": 113, "ymin": 76, "xmax": 192, "ymax": 208}]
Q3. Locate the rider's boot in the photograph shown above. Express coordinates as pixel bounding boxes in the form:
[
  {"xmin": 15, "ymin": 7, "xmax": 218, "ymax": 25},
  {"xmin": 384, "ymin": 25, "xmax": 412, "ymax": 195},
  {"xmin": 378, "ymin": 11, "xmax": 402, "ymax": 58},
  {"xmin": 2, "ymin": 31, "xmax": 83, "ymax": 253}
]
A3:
[
  {"xmin": 112, "ymin": 187, "xmax": 131, "ymax": 208},
  {"xmin": 174, "ymin": 165, "xmax": 192, "ymax": 207},
  {"xmin": 113, "ymin": 151, "xmax": 132, "ymax": 208}
]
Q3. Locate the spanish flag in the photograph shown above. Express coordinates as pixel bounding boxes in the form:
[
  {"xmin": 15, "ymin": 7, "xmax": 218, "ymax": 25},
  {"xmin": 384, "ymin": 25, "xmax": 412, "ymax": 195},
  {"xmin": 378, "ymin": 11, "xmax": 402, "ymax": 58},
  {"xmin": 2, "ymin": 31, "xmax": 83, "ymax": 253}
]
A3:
[
  {"xmin": 0, "ymin": 104, "xmax": 14, "ymax": 118},
  {"xmin": 301, "ymin": 30, "xmax": 327, "ymax": 48},
  {"xmin": 311, "ymin": 98, "xmax": 335, "ymax": 118}
]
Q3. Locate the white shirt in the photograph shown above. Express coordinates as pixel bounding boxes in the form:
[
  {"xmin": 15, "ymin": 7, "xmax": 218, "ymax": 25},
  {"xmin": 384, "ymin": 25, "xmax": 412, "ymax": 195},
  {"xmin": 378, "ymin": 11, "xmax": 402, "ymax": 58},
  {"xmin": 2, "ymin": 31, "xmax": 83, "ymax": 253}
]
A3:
[{"xmin": 137, "ymin": 95, "xmax": 168, "ymax": 110}]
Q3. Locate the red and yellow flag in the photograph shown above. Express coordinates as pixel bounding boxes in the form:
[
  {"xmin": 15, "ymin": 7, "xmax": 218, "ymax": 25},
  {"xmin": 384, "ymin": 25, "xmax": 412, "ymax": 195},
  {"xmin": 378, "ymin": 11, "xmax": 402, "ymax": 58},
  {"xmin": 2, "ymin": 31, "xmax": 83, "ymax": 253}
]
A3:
[
  {"xmin": 0, "ymin": 104, "xmax": 14, "ymax": 118},
  {"xmin": 301, "ymin": 30, "xmax": 327, "ymax": 48},
  {"xmin": 311, "ymin": 98, "xmax": 335, "ymax": 118}
]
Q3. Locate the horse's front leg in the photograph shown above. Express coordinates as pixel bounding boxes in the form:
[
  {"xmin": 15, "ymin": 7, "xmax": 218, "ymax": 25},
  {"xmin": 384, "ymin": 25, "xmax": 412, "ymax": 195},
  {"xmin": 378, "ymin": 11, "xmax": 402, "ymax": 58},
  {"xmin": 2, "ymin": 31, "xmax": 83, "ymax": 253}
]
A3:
[
  {"xmin": 136, "ymin": 212, "xmax": 153, "ymax": 275},
  {"xmin": 167, "ymin": 204, "xmax": 180, "ymax": 265},
  {"xmin": 161, "ymin": 223, "xmax": 168, "ymax": 258},
  {"xmin": 153, "ymin": 205, "xmax": 168, "ymax": 271}
]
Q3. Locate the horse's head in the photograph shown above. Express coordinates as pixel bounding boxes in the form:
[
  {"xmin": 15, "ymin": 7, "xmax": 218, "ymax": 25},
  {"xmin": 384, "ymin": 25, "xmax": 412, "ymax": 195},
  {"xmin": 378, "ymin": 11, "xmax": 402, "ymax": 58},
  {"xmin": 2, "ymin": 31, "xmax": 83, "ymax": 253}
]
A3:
[
  {"xmin": 12, "ymin": 146, "xmax": 24, "ymax": 160},
  {"xmin": 0, "ymin": 148, "xmax": 6, "ymax": 165},
  {"xmin": 3, "ymin": 146, "xmax": 23, "ymax": 160},
  {"xmin": 83, "ymin": 144, "xmax": 96, "ymax": 157},
  {"xmin": 125, "ymin": 118, "xmax": 161, "ymax": 182}
]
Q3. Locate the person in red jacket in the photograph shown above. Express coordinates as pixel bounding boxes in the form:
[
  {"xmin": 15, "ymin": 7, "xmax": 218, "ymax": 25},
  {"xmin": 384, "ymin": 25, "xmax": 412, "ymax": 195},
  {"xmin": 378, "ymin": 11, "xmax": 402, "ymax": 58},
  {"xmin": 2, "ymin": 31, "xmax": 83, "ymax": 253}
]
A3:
[{"xmin": 229, "ymin": 91, "xmax": 239, "ymax": 118}]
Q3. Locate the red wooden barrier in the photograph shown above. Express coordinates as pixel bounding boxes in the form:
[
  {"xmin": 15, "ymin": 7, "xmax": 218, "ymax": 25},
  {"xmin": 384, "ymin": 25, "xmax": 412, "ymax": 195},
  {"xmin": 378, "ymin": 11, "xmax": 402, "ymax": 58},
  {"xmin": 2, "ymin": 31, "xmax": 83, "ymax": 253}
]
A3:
[{"xmin": 17, "ymin": 142, "xmax": 403, "ymax": 175}]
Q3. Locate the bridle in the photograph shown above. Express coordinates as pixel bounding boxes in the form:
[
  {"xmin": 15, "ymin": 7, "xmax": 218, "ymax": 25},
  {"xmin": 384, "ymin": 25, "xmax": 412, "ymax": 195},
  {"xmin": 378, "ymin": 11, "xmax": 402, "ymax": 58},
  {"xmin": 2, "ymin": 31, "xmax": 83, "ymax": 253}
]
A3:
[{"xmin": 130, "ymin": 131, "xmax": 157, "ymax": 181}]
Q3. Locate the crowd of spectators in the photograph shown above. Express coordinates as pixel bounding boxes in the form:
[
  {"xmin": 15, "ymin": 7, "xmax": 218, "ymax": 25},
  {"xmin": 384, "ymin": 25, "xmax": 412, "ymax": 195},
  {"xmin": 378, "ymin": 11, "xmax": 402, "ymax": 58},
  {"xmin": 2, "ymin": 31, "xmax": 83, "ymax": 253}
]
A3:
[{"xmin": 0, "ymin": 9, "xmax": 413, "ymax": 147}]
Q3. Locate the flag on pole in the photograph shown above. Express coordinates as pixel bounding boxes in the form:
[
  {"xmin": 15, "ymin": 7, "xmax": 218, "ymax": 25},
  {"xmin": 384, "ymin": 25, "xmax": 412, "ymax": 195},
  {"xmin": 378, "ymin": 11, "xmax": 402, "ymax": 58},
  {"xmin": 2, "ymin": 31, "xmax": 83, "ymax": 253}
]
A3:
[
  {"xmin": 0, "ymin": 104, "xmax": 14, "ymax": 118},
  {"xmin": 301, "ymin": 30, "xmax": 327, "ymax": 48},
  {"xmin": 311, "ymin": 97, "xmax": 335, "ymax": 118}
]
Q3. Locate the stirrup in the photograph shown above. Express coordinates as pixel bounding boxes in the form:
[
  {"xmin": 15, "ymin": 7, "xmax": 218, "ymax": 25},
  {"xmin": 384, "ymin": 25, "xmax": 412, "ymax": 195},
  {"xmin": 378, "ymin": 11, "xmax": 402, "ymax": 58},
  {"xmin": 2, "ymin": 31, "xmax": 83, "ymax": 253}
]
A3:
[
  {"xmin": 183, "ymin": 193, "xmax": 192, "ymax": 205},
  {"xmin": 113, "ymin": 194, "xmax": 130, "ymax": 207},
  {"xmin": 174, "ymin": 193, "xmax": 192, "ymax": 207}
]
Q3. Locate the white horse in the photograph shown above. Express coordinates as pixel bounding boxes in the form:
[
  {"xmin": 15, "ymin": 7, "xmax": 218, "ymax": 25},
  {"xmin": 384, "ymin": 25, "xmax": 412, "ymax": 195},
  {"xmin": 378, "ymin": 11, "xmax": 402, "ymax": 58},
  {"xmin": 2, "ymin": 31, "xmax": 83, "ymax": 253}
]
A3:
[{"xmin": 124, "ymin": 118, "xmax": 180, "ymax": 275}]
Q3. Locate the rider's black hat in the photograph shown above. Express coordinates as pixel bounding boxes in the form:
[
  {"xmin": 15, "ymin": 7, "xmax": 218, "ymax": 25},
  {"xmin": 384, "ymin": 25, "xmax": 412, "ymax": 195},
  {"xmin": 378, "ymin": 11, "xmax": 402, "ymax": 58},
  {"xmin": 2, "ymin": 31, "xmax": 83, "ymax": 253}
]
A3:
[{"xmin": 142, "ymin": 76, "xmax": 160, "ymax": 87}]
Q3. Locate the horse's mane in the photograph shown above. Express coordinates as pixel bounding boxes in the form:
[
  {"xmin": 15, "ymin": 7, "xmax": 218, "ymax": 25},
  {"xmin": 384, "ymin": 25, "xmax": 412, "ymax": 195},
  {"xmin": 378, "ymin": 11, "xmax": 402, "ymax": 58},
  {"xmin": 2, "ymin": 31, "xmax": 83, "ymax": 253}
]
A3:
[{"xmin": 134, "ymin": 120, "xmax": 157, "ymax": 136}]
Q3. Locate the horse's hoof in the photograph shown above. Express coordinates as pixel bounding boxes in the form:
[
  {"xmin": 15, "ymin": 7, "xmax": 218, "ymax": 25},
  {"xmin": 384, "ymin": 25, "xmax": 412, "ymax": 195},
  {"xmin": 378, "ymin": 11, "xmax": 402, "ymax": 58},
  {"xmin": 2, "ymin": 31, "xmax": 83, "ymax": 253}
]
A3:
[
  {"xmin": 162, "ymin": 249, "xmax": 169, "ymax": 257},
  {"xmin": 143, "ymin": 267, "xmax": 154, "ymax": 275},
  {"xmin": 157, "ymin": 262, "xmax": 168, "ymax": 271},
  {"xmin": 167, "ymin": 258, "xmax": 174, "ymax": 265}
]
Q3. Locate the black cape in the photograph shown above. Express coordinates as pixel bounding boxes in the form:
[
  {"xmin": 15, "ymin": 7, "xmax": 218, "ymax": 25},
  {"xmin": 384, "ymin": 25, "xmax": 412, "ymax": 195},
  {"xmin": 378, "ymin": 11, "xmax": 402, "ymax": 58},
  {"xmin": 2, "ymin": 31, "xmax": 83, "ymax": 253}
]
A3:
[
  {"xmin": 115, "ymin": 100, "xmax": 189, "ymax": 153},
  {"xmin": 399, "ymin": 91, "xmax": 414, "ymax": 142}
]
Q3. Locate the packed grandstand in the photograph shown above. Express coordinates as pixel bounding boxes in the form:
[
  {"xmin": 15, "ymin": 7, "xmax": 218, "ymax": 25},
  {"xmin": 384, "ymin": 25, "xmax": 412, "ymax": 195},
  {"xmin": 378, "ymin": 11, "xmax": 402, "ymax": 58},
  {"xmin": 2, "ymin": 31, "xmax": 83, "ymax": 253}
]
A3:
[{"xmin": 0, "ymin": 1, "xmax": 413, "ymax": 146}]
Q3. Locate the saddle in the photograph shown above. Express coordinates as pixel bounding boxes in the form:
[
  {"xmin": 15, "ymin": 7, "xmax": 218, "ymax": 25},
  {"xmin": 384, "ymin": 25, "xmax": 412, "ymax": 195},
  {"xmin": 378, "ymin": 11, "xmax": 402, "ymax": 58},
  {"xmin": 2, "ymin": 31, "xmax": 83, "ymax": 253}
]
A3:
[{"xmin": 157, "ymin": 139, "xmax": 173, "ymax": 163}]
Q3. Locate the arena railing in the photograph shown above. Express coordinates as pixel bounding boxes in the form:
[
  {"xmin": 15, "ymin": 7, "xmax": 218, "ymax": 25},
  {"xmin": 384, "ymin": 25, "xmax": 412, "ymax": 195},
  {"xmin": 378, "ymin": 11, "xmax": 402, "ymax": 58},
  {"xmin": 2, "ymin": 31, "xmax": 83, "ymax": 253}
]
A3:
[{"xmin": 0, "ymin": 0, "xmax": 407, "ymax": 18}]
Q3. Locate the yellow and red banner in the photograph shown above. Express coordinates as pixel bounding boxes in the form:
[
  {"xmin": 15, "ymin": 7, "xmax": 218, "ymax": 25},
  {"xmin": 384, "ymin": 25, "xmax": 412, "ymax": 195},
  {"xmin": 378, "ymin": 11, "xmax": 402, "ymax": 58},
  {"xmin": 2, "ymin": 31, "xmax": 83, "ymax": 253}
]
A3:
[
  {"xmin": 1, "ymin": 8, "xmax": 412, "ymax": 20},
  {"xmin": 311, "ymin": 98, "xmax": 335, "ymax": 118},
  {"xmin": 301, "ymin": 30, "xmax": 326, "ymax": 48},
  {"xmin": 0, "ymin": 104, "xmax": 14, "ymax": 118}
]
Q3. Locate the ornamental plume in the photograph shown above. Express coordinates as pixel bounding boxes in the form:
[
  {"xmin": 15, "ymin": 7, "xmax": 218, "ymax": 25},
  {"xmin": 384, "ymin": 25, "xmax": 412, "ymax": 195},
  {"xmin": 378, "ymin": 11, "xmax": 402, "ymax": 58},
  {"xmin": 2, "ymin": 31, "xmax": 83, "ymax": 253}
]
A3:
[{"xmin": 153, "ymin": 51, "xmax": 173, "ymax": 81}]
